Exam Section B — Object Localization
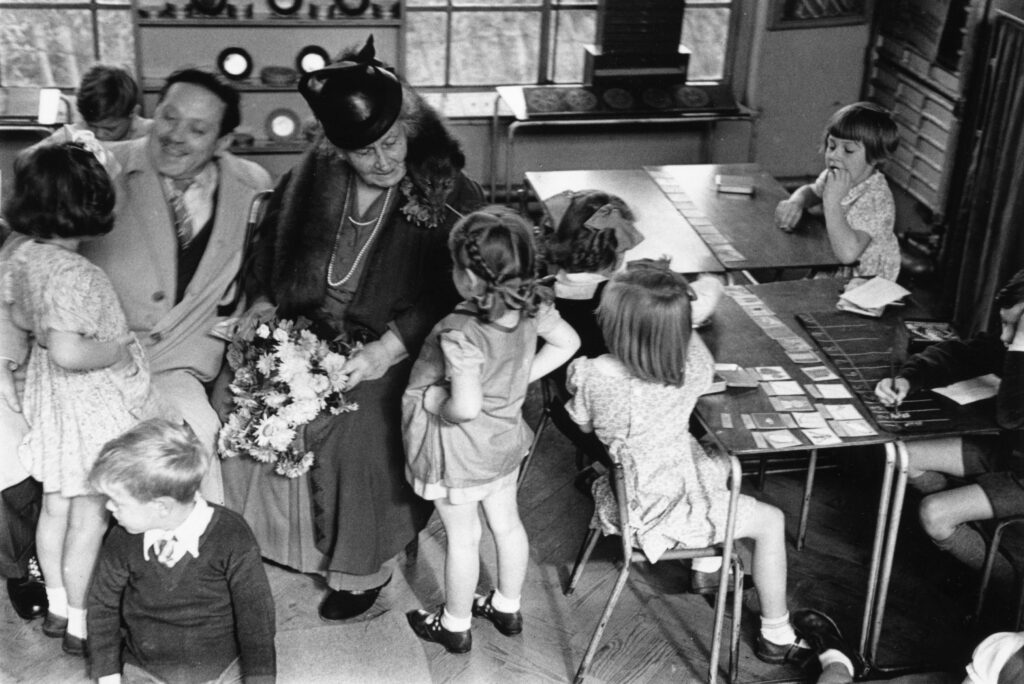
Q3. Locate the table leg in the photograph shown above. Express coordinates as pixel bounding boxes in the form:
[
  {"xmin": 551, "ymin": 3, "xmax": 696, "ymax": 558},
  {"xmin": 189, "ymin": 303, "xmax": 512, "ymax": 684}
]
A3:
[
  {"xmin": 797, "ymin": 448, "xmax": 818, "ymax": 551},
  {"xmin": 858, "ymin": 442, "xmax": 896, "ymax": 664},
  {"xmin": 869, "ymin": 440, "xmax": 909, "ymax": 664}
]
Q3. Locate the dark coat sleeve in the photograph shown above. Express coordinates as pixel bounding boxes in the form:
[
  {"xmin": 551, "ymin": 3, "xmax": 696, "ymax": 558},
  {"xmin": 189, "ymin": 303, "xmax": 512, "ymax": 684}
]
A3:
[
  {"xmin": 88, "ymin": 530, "xmax": 132, "ymax": 679},
  {"xmin": 223, "ymin": 513, "xmax": 277, "ymax": 683},
  {"xmin": 898, "ymin": 333, "xmax": 1006, "ymax": 393}
]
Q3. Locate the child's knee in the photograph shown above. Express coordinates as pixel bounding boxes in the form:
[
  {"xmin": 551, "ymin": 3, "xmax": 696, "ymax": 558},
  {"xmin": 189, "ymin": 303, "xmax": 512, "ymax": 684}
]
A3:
[{"xmin": 918, "ymin": 495, "xmax": 952, "ymax": 538}]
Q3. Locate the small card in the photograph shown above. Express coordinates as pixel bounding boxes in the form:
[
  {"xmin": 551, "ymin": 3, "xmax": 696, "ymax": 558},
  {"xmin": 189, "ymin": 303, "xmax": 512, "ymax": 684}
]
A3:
[
  {"xmin": 751, "ymin": 432, "xmax": 768, "ymax": 448},
  {"xmin": 729, "ymin": 292, "xmax": 762, "ymax": 305},
  {"xmin": 763, "ymin": 429, "xmax": 803, "ymax": 449},
  {"xmin": 755, "ymin": 366, "xmax": 790, "ymax": 381},
  {"xmin": 719, "ymin": 368, "xmax": 760, "ymax": 388},
  {"xmin": 802, "ymin": 427, "xmax": 842, "ymax": 446},
  {"xmin": 801, "ymin": 365, "xmax": 838, "ymax": 381},
  {"xmin": 701, "ymin": 233, "xmax": 730, "ymax": 245},
  {"xmin": 819, "ymin": 404, "xmax": 863, "ymax": 421},
  {"xmin": 816, "ymin": 384, "xmax": 853, "ymax": 399},
  {"xmin": 763, "ymin": 324, "xmax": 799, "ymax": 340},
  {"xmin": 787, "ymin": 351, "xmax": 821, "ymax": 364},
  {"xmin": 769, "ymin": 396, "xmax": 814, "ymax": 412},
  {"xmin": 714, "ymin": 245, "xmax": 746, "ymax": 263},
  {"xmin": 721, "ymin": 413, "xmax": 734, "ymax": 429},
  {"xmin": 793, "ymin": 412, "xmax": 828, "ymax": 428},
  {"xmin": 764, "ymin": 380, "xmax": 805, "ymax": 396},
  {"xmin": 751, "ymin": 412, "xmax": 797, "ymax": 430},
  {"xmin": 744, "ymin": 304, "xmax": 774, "ymax": 317},
  {"xmin": 831, "ymin": 419, "xmax": 878, "ymax": 437},
  {"xmin": 741, "ymin": 414, "xmax": 755, "ymax": 429},
  {"xmin": 751, "ymin": 315, "xmax": 784, "ymax": 329},
  {"xmin": 777, "ymin": 336, "xmax": 813, "ymax": 352}
]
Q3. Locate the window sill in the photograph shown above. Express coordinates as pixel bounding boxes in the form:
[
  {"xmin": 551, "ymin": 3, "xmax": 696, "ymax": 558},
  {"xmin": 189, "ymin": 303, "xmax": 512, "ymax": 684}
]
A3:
[{"xmin": 421, "ymin": 91, "xmax": 504, "ymax": 120}]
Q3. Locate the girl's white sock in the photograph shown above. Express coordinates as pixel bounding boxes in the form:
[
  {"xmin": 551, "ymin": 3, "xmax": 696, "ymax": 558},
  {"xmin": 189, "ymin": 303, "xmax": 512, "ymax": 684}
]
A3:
[
  {"xmin": 441, "ymin": 607, "xmax": 471, "ymax": 633},
  {"xmin": 691, "ymin": 556, "xmax": 723, "ymax": 573},
  {"xmin": 66, "ymin": 605, "xmax": 87, "ymax": 639},
  {"xmin": 490, "ymin": 589, "xmax": 520, "ymax": 613},
  {"xmin": 760, "ymin": 612, "xmax": 798, "ymax": 646},
  {"xmin": 45, "ymin": 586, "xmax": 68, "ymax": 618}
]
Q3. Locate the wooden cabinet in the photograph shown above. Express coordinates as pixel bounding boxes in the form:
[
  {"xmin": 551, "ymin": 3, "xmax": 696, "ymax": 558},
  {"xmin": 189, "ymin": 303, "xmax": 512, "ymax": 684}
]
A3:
[{"xmin": 131, "ymin": 1, "xmax": 404, "ymax": 176}]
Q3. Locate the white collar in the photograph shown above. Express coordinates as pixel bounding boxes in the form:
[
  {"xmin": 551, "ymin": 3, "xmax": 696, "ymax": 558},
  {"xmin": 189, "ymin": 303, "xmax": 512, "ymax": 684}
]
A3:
[
  {"xmin": 142, "ymin": 496, "xmax": 213, "ymax": 566},
  {"xmin": 554, "ymin": 270, "xmax": 608, "ymax": 300}
]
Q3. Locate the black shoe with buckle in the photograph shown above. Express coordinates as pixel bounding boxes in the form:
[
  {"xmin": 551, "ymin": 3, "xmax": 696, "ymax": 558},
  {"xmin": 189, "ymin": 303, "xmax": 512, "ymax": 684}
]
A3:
[
  {"xmin": 406, "ymin": 608, "xmax": 472, "ymax": 654},
  {"xmin": 754, "ymin": 634, "xmax": 814, "ymax": 666},
  {"xmin": 6, "ymin": 576, "xmax": 47, "ymax": 620},
  {"xmin": 472, "ymin": 591, "xmax": 522, "ymax": 636}
]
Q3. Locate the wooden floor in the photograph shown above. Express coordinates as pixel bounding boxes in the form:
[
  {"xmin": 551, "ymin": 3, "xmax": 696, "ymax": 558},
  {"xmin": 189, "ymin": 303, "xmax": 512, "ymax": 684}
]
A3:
[{"xmin": 0, "ymin": 387, "xmax": 1008, "ymax": 683}]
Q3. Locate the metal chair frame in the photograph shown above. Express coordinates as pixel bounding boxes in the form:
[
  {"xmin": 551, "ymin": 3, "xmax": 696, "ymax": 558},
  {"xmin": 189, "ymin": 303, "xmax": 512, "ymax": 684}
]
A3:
[
  {"xmin": 564, "ymin": 453, "xmax": 744, "ymax": 683},
  {"xmin": 974, "ymin": 514, "xmax": 1024, "ymax": 630}
]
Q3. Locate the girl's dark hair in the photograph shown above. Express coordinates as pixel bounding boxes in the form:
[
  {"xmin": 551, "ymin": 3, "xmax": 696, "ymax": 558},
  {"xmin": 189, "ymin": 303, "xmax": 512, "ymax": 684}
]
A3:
[
  {"xmin": 449, "ymin": 206, "xmax": 549, "ymax": 322},
  {"xmin": 544, "ymin": 189, "xmax": 632, "ymax": 273},
  {"xmin": 822, "ymin": 101, "xmax": 899, "ymax": 165},
  {"xmin": 77, "ymin": 64, "xmax": 140, "ymax": 123},
  {"xmin": 3, "ymin": 142, "xmax": 115, "ymax": 239}
]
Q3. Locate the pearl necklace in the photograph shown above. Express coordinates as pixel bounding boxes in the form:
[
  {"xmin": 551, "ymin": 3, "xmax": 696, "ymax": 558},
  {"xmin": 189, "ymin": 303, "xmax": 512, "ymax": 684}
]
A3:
[{"xmin": 326, "ymin": 180, "xmax": 394, "ymax": 288}]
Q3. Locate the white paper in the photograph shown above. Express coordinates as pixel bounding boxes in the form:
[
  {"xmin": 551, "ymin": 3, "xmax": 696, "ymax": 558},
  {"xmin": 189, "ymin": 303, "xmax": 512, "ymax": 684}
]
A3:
[
  {"xmin": 932, "ymin": 374, "xmax": 1001, "ymax": 405},
  {"xmin": 839, "ymin": 277, "xmax": 911, "ymax": 310}
]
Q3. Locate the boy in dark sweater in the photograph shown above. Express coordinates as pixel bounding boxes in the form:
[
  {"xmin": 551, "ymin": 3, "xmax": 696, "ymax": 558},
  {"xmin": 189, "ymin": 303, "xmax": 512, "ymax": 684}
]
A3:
[
  {"xmin": 875, "ymin": 268, "xmax": 1024, "ymax": 588},
  {"xmin": 88, "ymin": 419, "xmax": 275, "ymax": 684}
]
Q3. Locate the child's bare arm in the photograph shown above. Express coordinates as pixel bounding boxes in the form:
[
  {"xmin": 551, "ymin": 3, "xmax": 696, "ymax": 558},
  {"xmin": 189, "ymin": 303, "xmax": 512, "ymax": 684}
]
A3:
[
  {"xmin": 820, "ymin": 169, "xmax": 870, "ymax": 263},
  {"xmin": 775, "ymin": 184, "xmax": 821, "ymax": 231},
  {"xmin": 46, "ymin": 329, "xmax": 130, "ymax": 372},
  {"xmin": 438, "ymin": 330, "xmax": 484, "ymax": 423},
  {"xmin": 529, "ymin": 318, "xmax": 580, "ymax": 384}
]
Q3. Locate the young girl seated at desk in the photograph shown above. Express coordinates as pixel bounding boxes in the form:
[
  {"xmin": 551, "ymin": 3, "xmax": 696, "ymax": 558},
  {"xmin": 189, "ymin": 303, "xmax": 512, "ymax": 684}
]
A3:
[
  {"xmin": 564, "ymin": 264, "xmax": 818, "ymax": 666},
  {"xmin": 774, "ymin": 102, "xmax": 901, "ymax": 281}
]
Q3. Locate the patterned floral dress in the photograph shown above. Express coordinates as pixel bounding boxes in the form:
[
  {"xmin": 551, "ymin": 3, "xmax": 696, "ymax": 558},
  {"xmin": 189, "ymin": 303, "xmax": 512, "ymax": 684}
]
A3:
[
  {"xmin": 1, "ymin": 240, "xmax": 165, "ymax": 497},
  {"xmin": 565, "ymin": 336, "xmax": 756, "ymax": 562}
]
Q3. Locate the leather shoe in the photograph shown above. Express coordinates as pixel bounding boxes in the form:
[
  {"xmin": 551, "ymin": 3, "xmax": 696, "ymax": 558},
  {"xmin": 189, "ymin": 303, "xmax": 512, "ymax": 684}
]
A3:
[
  {"xmin": 6, "ymin": 576, "xmax": 47, "ymax": 620},
  {"xmin": 62, "ymin": 632, "xmax": 87, "ymax": 658},
  {"xmin": 42, "ymin": 611, "xmax": 68, "ymax": 638},
  {"xmin": 318, "ymin": 577, "xmax": 390, "ymax": 622},
  {"xmin": 472, "ymin": 591, "xmax": 522, "ymax": 636},
  {"xmin": 406, "ymin": 608, "xmax": 471, "ymax": 653},
  {"xmin": 793, "ymin": 609, "xmax": 864, "ymax": 677},
  {"xmin": 754, "ymin": 634, "xmax": 814, "ymax": 666}
]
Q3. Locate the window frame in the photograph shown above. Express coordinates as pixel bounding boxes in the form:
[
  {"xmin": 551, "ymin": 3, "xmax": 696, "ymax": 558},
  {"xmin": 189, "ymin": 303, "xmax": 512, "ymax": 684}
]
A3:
[{"xmin": 404, "ymin": 0, "xmax": 741, "ymax": 91}]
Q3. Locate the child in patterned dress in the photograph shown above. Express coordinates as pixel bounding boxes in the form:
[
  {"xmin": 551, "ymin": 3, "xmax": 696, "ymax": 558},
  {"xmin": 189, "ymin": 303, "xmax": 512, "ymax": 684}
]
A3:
[
  {"xmin": 0, "ymin": 142, "xmax": 168, "ymax": 656},
  {"xmin": 402, "ymin": 207, "xmax": 579, "ymax": 653},
  {"xmin": 565, "ymin": 264, "xmax": 821, "ymax": 666},
  {"xmin": 775, "ymin": 102, "xmax": 901, "ymax": 281}
]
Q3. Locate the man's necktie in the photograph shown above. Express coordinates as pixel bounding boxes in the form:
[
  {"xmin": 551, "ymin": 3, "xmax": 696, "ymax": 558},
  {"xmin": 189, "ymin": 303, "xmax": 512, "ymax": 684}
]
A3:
[{"xmin": 168, "ymin": 181, "xmax": 193, "ymax": 249}]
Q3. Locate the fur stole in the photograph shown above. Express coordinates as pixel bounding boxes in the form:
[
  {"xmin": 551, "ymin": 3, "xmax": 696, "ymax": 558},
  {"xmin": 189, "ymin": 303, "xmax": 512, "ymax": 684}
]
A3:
[{"xmin": 269, "ymin": 106, "xmax": 467, "ymax": 316}]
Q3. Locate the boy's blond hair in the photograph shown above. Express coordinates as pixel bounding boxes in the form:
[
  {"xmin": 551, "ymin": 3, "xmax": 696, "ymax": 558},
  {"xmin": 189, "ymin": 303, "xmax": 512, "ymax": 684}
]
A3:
[{"xmin": 89, "ymin": 419, "xmax": 208, "ymax": 503}]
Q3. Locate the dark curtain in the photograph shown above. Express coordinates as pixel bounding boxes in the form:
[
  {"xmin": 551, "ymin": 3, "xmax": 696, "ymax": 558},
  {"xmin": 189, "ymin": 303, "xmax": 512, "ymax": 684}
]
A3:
[{"xmin": 942, "ymin": 12, "xmax": 1024, "ymax": 335}]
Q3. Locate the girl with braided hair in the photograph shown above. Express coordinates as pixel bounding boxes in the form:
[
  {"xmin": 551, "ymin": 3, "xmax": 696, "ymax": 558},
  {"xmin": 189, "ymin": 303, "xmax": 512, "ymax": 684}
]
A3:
[{"xmin": 401, "ymin": 207, "xmax": 579, "ymax": 653}]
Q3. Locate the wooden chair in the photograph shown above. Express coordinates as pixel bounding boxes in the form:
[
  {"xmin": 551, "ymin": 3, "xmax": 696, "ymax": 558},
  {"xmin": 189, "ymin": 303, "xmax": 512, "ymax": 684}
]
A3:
[
  {"xmin": 564, "ymin": 452, "xmax": 744, "ymax": 684},
  {"xmin": 974, "ymin": 514, "xmax": 1024, "ymax": 630}
]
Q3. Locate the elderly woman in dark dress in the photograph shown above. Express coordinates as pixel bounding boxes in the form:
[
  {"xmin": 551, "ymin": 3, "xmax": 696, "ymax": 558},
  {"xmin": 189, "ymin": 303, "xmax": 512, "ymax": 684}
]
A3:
[{"xmin": 221, "ymin": 38, "xmax": 485, "ymax": 620}]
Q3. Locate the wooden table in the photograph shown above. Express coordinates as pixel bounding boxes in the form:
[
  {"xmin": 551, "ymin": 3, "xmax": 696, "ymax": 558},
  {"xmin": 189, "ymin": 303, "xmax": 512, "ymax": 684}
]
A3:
[
  {"xmin": 645, "ymin": 163, "xmax": 843, "ymax": 274},
  {"xmin": 696, "ymin": 279, "xmax": 996, "ymax": 674},
  {"xmin": 525, "ymin": 169, "xmax": 725, "ymax": 275}
]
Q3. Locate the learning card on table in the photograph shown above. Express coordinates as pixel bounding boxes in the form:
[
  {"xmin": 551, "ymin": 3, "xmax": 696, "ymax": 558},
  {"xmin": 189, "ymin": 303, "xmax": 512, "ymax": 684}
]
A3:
[
  {"xmin": 751, "ymin": 315, "xmax": 784, "ymax": 329},
  {"xmin": 763, "ymin": 429, "xmax": 803, "ymax": 449},
  {"xmin": 816, "ymin": 384, "xmax": 853, "ymax": 399},
  {"xmin": 802, "ymin": 427, "xmax": 842, "ymax": 446},
  {"xmin": 818, "ymin": 404, "xmax": 863, "ymax": 421},
  {"xmin": 721, "ymin": 413, "xmax": 734, "ymax": 429},
  {"xmin": 755, "ymin": 366, "xmax": 790, "ymax": 381},
  {"xmin": 763, "ymin": 324, "xmax": 799, "ymax": 340},
  {"xmin": 830, "ymin": 419, "xmax": 878, "ymax": 437},
  {"xmin": 801, "ymin": 365, "xmax": 838, "ymax": 381},
  {"xmin": 751, "ymin": 432, "xmax": 768, "ymax": 448},
  {"xmin": 793, "ymin": 412, "xmax": 828, "ymax": 429},
  {"xmin": 701, "ymin": 233, "xmax": 730, "ymax": 245},
  {"xmin": 777, "ymin": 336, "xmax": 813, "ymax": 352},
  {"xmin": 744, "ymin": 303, "xmax": 773, "ymax": 317},
  {"xmin": 719, "ymin": 368, "xmax": 760, "ymax": 388},
  {"xmin": 741, "ymin": 414, "xmax": 755, "ymax": 429},
  {"xmin": 764, "ymin": 380, "xmax": 805, "ymax": 396},
  {"xmin": 752, "ymin": 412, "xmax": 798, "ymax": 429},
  {"xmin": 787, "ymin": 351, "xmax": 821, "ymax": 364},
  {"xmin": 714, "ymin": 246, "xmax": 746, "ymax": 263},
  {"xmin": 769, "ymin": 396, "xmax": 815, "ymax": 412}
]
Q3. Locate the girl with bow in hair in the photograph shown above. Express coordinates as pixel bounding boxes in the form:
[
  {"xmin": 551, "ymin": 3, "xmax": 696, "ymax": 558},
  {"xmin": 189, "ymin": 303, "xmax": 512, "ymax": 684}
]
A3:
[{"xmin": 401, "ymin": 208, "xmax": 579, "ymax": 653}]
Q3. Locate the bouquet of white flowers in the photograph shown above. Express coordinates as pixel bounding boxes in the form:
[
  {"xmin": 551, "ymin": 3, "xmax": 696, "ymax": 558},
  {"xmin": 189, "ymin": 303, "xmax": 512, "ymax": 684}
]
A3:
[{"xmin": 217, "ymin": 317, "xmax": 358, "ymax": 478}]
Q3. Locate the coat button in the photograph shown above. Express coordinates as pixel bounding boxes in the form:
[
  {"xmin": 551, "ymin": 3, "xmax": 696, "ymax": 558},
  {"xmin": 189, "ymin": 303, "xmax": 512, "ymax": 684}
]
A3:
[
  {"xmin": 152, "ymin": 291, "xmax": 166, "ymax": 302},
  {"xmin": 150, "ymin": 332, "xmax": 163, "ymax": 343}
]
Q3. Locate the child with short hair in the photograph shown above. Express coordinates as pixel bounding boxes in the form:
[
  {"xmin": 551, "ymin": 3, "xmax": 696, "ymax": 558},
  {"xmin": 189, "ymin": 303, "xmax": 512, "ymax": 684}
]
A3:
[
  {"xmin": 88, "ymin": 418, "xmax": 276, "ymax": 684},
  {"xmin": 44, "ymin": 64, "xmax": 152, "ymax": 144},
  {"xmin": 402, "ymin": 207, "xmax": 579, "ymax": 653},
  {"xmin": 565, "ymin": 264, "xmax": 822, "ymax": 666},
  {"xmin": 0, "ymin": 142, "xmax": 169, "ymax": 656},
  {"xmin": 775, "ymin": 101, "xmax": 901, "ymax": 281}
]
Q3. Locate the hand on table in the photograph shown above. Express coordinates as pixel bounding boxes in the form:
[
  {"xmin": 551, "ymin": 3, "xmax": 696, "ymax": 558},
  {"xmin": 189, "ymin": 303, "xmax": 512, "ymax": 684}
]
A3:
[
  {"xmin": 774, "ymin": 199, "xmax": 803, "ymax": 232},
  {"xmin": 875, "ymin": 377, "xmax": 910, "ymax": 407}
]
